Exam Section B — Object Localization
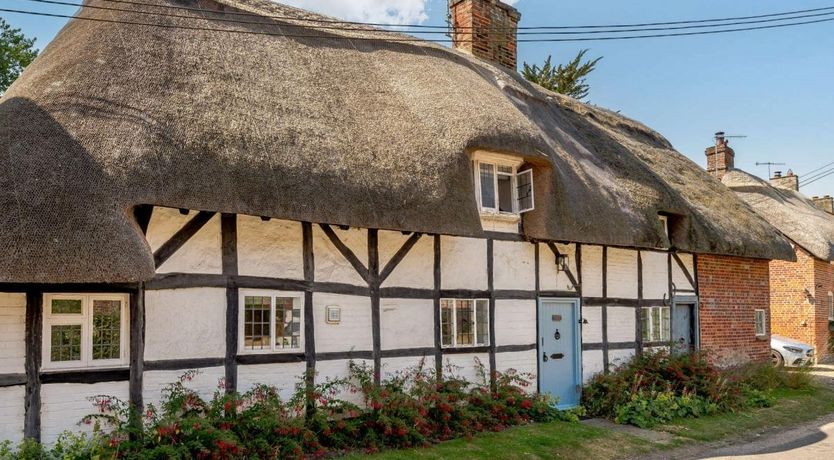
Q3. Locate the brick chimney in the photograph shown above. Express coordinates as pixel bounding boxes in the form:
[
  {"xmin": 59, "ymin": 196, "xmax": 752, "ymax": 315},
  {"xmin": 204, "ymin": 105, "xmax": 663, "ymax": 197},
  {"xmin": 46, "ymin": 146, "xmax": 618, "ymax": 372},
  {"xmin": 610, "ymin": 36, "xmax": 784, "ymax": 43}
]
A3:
[
  {"xmin": 770, "ymin": 169, "xmax": 799, "ymax": 192},
  {"xmin": 705, "ymin": 132, "xmax": 735, "ymax": 179},
  {"xmin": 449, "ymin": 0, "xmax": 521, "ymax": 71},
  {"xmin": 812, "ymin": 195, "xmax": 834, "ymax": 215}
]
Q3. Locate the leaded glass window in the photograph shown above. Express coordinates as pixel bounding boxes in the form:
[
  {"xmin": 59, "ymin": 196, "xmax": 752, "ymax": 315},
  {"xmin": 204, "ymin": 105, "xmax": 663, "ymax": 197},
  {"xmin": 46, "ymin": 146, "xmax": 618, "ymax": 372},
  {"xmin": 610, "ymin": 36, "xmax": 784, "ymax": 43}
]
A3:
[
  {"xmin": 479, "ymin": 163, "xmax": 496, "ymax": 209},
  {"xmin": 641, "ymin": 306, "xmax": 671, "ymax": 342},
  {"xmin": 92, "ymin": 300, "xmax": 122, "ymax": 360},
  {"xmin": 43, "ymin": 294, "xmax": 128, "ymax": 369},
  {"xmin": 50, "ymin": 325, "xmax": 82, "ymax": 362},
  {"xmin": 241, "ymin": 293, "xmax": 302, "ymax": 353},
  {"xmin": 51, "ymin": 299, "xmax": 82, "ymax": 315},
  {"xmin": 474, "ymin": 159, "xmax": 535, "ymax": 214},
  {"xmin": 440, "ymin": 299, "xmax": 489, "ymax": 348}
]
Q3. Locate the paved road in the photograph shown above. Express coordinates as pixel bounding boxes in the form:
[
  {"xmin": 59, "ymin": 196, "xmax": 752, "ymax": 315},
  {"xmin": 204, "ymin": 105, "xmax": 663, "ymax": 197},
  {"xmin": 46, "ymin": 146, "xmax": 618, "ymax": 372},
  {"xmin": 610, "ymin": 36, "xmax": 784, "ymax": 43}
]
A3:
[{"xmin": 698, "ymin": 412, "xmax": 834, "ymax": 459}]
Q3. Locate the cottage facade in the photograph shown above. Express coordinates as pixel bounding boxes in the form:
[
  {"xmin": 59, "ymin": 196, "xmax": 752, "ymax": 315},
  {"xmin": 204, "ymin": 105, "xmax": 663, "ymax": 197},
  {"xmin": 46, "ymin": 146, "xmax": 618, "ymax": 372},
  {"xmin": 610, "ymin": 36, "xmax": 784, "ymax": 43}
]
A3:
[
  {"xmin": 0, "ymin": 0, "xmax": 794, "ymax": 444},
  {"xmin": 707, "ymin": 135, "xmax": 834, "ymax": 362}
]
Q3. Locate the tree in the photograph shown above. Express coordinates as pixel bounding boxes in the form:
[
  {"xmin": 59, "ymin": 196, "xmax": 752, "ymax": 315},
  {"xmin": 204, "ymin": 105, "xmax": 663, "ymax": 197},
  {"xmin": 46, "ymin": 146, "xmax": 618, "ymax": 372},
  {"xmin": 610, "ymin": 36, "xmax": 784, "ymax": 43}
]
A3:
[
  {"xmin": 0, "ymin": 18, "xmax": 38, "ymax": 95},
  {"xmin": 521, "ymin": 49, "xmax": 602, "ymax": 101}
]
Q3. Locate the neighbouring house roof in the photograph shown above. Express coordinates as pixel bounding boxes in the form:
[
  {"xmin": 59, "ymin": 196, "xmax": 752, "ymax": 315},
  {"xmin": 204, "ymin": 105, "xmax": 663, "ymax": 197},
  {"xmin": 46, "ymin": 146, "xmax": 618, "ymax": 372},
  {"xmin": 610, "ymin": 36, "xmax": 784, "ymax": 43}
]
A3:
[
  {"xmin": 723, "ymin": 169, "xmax": 834, "ymax": 261},
  {"xmin": 0, "ymin": 0, "xmax": 794, "ymax": 283}
]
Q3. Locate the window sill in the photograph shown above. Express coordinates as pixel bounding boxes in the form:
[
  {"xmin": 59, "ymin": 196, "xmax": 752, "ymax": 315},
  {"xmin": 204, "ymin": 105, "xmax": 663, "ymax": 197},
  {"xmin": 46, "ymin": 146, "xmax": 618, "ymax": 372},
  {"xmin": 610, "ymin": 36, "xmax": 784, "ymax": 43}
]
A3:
[
  {"xmin": 479, "ymin": 211, "xmax": 521, "ymax": 223},
  {"xmin": 755, "ymin": 334, "xmax": 768, "ymax": 341}
]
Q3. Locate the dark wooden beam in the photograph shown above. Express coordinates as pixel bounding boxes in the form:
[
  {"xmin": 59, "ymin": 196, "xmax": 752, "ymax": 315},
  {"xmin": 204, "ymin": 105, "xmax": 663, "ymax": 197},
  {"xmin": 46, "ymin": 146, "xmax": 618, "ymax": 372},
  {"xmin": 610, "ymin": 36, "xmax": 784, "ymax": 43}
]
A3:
[
  {"xmin": 144, "ymin": 357, "xmax": 225, "ymax": 371},
  {"xmin": 534, "ymin": 243, "xmax": 541, "ymax": 394},
  {"xmin": 319, "ymin": 224, "xmax": 370, "ymax": 283},
  {"xmin": 24, "ymin": 291, "xmax": 42, "ymax": 441},
  {"xmin": 236, "ymin": 353, "xmax": 305, "ymax": 365},
  {"xmin": 601, "ymin": 246, "xmax": 609, "ymax": 373},
  {"xmin": 128, "ymin": 286, "xmax": 145, "ymax": 416},
  {"xmin": 40, "ymin": 369, "xmax": 130, "ymax": 384},
  {"xmin": 302, "ymin": 222, "xmax": 316, "ymax": 416},
  {"xmin": 433, "ymin": 235, "xmax": 442, "ymax": 377},
  {"xmin": 153, "ymin": 211, "xmax": 216, "ymax": 268},
  {"xmin": 0, "ymin": 374, "xmax": 26, "ymax": 387},
  {"xmin": 222, "ymin": 214, "xmax": 238, "ymax": 394},
  {"xmin": 672, "ymin": 253, "xmax": 696, "ymax": 290},
  {"xmin": 546, "ymin": 242, "xmax": 581, "ymax": 292},
  {"xmin": 368, "ymin": 229, "xmax": 381, "ymax": 384},
  {"xmin": 496, "ymin": 343, "xmax": 537, "ymax": 353},
  {"xmin": 487, "ymin": 239, "xmax": 496, "ymax": 388},
  {"xmin": 378, "ymin": 233, "xmax": 422, "ymax": 284},
  {"xmin": 636, "ymin": 251, "xmax": 644, "ymax": 356}
]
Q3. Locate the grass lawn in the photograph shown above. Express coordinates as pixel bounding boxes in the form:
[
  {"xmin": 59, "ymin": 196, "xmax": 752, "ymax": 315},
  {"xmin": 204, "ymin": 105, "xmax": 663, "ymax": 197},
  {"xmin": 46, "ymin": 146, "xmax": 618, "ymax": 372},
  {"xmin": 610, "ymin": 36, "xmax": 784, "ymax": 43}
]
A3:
[
  {"xmin": 656, "ymin": 385, "xmax": 834, "ymax": 442},
  {"xmin": 351, "ymin": 385, "xmax": 834, "ymax": 459}
]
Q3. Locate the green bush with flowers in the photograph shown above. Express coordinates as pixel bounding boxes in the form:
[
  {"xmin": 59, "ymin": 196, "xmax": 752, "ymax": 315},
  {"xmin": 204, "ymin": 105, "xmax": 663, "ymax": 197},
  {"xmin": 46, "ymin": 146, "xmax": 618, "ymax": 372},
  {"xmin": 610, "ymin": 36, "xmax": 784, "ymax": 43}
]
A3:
[{"xmin": 0, "ymin": 358, "xmax": 579, "ymax": 459}]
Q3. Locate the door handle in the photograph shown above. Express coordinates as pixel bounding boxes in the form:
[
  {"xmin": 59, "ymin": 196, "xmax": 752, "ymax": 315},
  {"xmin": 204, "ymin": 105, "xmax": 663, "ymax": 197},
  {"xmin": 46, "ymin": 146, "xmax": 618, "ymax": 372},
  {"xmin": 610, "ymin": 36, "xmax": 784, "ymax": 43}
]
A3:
[{"xmin": 542, "ymin": 351, "xmax": 548, "ymax": 362}]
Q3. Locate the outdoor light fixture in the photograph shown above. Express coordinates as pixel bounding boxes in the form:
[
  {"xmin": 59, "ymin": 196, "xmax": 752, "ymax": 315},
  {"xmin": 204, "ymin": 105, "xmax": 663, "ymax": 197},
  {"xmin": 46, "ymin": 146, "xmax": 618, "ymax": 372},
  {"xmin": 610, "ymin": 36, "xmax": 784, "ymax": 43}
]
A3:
[{"xmin": 555, "ymin": 254, "xmax": 569, "ymax": 272}]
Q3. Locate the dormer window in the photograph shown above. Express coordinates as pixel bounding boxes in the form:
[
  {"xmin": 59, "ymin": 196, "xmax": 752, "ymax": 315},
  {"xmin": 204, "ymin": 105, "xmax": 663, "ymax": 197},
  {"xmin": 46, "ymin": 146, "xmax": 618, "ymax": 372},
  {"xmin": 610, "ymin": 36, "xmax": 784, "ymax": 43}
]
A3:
[{"xmin": 473, "ymin": 153, "xmax": 534, "ymax": 216}]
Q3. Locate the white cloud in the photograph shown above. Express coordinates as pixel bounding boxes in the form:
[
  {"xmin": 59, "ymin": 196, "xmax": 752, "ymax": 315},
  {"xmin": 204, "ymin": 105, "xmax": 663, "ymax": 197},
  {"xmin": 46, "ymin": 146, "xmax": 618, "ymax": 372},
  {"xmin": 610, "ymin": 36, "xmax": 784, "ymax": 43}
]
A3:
[
  {"xmin": 503, "ymin": 0, "xmax": 519, "ymax": 4},
  {"xmin": 278, "ymin": 0, "xmax": 430, "ymax": 25}
]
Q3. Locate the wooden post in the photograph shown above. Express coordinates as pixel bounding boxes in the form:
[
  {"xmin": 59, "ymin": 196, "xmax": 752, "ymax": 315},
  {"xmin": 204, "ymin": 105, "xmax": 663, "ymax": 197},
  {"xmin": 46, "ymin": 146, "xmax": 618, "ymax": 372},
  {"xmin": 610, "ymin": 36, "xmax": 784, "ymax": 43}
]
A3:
[{"xmin": 24, "ymin": 291, "xmax": 42, "ymax": 441}]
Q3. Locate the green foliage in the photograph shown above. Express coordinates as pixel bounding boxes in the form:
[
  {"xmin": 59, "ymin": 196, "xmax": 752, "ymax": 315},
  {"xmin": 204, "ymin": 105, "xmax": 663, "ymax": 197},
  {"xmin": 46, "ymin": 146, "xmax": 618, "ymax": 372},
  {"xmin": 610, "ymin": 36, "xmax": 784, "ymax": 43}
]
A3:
[
  {"xmin": 582, "ymin": 351, "xmax": 809, "ymax": 428},
  {"xmin": 0, "ymin": 361, "xmax": 574, "ymax": 459},
  {"xmin": 0, "ymin": 18, "xmax": 38, "ymax": 95},
  {"xmin": 521, "ymin": 50, "xmax": 601, "ymax": 100}
]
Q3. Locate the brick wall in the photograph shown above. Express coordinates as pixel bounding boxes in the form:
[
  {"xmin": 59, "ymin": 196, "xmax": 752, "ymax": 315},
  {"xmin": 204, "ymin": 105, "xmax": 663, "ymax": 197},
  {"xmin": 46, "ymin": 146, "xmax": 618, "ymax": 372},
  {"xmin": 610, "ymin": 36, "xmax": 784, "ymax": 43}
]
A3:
[
  {"xmin": 813, "ymin": 257, "xmax": 834, "ymax": 361},
  {"xmin": 449, "ymin": 0, "xmax": 520, "ymax": 71},
  {"xmin": 697, "ymin": 254, "xmax": 771, "ymax": 366}
]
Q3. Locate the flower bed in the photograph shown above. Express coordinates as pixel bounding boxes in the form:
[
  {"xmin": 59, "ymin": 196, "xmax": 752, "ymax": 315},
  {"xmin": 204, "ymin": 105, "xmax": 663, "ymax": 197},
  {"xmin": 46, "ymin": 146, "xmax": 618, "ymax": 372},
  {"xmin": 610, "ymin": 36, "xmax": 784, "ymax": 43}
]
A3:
[{"xmin": 1, "ymin": 359, "xmax": 579, "ymax": 459}]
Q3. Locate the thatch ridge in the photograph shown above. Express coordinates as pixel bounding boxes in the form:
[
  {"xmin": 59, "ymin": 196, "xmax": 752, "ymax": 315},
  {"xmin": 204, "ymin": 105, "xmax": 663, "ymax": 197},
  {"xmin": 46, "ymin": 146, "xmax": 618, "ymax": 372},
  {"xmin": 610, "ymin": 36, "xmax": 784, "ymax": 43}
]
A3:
[
  {"xmin": 723, "ymin": 169, "xmax": 834, "ymax": 261},
  {"xmin": 0, "ymin": 0, "xmax": 793, "ymax": 283}
]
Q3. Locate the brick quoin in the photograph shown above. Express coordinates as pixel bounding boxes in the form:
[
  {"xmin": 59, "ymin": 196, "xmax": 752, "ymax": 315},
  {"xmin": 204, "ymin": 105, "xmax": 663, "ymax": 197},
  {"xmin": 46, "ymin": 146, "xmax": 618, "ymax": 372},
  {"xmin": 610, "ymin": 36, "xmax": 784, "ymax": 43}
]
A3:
[{"xmin": 697, "ymin": 254, "xmax": 771, "ymax": 366}]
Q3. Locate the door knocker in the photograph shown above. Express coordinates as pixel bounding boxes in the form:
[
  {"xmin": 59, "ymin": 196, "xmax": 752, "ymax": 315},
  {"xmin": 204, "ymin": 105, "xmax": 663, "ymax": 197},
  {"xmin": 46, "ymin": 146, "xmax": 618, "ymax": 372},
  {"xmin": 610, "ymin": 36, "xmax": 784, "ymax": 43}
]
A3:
[{"xmin": 554, "ymin": 329, "xmax": 561, "ymax": 340}]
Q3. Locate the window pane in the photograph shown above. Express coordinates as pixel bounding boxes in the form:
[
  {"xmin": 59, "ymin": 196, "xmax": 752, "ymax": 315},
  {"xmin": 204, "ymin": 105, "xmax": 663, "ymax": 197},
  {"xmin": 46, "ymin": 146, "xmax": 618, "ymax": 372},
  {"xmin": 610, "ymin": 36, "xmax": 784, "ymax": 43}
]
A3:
[
  {"xmin": 497, "ymin": 165, "xmax": 513, "ymax": 174},
  {"xmin": 244, "ymin": 296, "xmax": 271, "ymax": 350},
  {"xmin": 479, "ymin": 163, "xmax": 495, "ymax": 209},
  {"xmin": 640, "ymin": 308, "xmax": 651, "ymax": 342},
  {"xmin": 456, "ymin": 300, "xmax": 474, "ymax": 346},
  {"xmin": 497, "ymin": 174, "xmax": 513, "ymax": 212},
  {"xmin": 475, "ymin": 300, "xmax": 489, "ymax": 345},
  {"xmin": 517, "ymin": 169, "xmax": 534, "ymax": 212},
  {"xmin": 441, "ymin": 300, "xmax": 453, "ymax": 346},
  {"xmin": 51, "ymin": 299, "xmax": 82, "ymax": 315},
  {"xmin": 92, "ymin": 300, "xmax": 121, "ymax": 360},
  {"xmin": 51, "ymin": 325, "xmax": 82, "ymax": 362},
  {"xmin": 660, "ymin": 307, "xmax": 671, "ymax": 341},
  {"xmin": 275, "ymin": 297, "xmax": 300, "ymax": 349}
]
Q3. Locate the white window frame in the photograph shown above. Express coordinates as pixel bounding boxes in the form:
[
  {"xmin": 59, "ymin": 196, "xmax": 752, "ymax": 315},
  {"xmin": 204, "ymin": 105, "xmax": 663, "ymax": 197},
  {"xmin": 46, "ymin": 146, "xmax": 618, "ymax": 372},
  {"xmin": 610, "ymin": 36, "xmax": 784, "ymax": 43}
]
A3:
[
  {"xmin": 440, "ymin": 298, "xmax": 490, "ymax": 348},
  {"xmin": 641, "ymin": 306, "xmax": 671, "ymax": 342},
  {"xmin": 827, "ymin": 292, "xmax": 833, "ymax": 321},
  {"xmin": 238, "ymin": 290, "xmax": 304, "ymax": 354},
  {"xmin": 42, "ymin": 293, "xmax": 130, "ymax": 370},
  {"xmin": 472, "ymin": 152, "xmax": 534, "ymax": 216},
  {"xmin": 754, "ymin": 309, "xmax": 767, "ymax": 337}
]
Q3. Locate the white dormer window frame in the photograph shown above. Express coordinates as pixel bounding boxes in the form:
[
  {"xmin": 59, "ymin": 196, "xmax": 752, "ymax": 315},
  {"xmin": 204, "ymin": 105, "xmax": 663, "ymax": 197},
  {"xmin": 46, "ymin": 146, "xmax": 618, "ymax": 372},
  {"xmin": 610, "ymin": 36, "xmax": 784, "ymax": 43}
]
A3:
[{"xmin": 472, "ymin": 152, "xmax": 534, "ymax": 217}]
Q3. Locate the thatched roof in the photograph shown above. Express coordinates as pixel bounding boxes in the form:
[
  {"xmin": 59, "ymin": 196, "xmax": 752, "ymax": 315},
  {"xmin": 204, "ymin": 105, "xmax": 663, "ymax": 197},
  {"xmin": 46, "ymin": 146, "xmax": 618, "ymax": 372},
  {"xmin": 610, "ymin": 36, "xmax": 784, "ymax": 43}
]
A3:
[
  {"xmin": 0, "ymin": 0, "xmax": 794, "ymax": 283},
  {"xmin": 723, "ymin": 170, "xmax": 834, "ymax": 261}
]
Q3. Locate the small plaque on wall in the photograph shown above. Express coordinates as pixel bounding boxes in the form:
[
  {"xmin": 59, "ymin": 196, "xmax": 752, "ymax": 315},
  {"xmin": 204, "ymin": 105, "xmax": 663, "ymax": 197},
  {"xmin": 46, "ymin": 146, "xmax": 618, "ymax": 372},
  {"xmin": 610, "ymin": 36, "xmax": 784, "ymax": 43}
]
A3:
[{"xmin": 326, "ymin": 306, "xmax": 341, "ymax": 324}]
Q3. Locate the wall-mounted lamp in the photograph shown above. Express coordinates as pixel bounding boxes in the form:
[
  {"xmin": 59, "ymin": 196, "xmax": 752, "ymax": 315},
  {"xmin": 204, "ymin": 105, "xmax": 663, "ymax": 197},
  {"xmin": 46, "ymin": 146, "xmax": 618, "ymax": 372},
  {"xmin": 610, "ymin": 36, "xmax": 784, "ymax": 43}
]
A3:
[{"xmin": 556, "ymin": 254, "xmax": 569, "ymax": 273}]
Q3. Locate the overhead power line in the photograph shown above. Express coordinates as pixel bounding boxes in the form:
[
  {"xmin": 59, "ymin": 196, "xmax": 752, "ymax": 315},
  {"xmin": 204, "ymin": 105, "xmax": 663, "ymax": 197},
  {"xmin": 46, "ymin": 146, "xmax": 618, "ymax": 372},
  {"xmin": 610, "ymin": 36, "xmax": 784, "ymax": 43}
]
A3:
[
  {"xmin": 800, "ymin": 168, "xmax": 834, "ymax": 188},
  {"xmin": 799, "ymin": 161, "xmax": 834, "ymax": 178},
  {"xmin": 35, "ymin": 0, "xmax": 834, "ymax": 31},
  {"xmin": 22, "ymin": 0, "xmax": 834, "ymax": 36},
  {"xmin": 800, "ymin": 166, "xmax": 834, "ymax": 187},
  {"xmin": 4, "ymin": 6, "xmax": 834, "ymax": 43}
]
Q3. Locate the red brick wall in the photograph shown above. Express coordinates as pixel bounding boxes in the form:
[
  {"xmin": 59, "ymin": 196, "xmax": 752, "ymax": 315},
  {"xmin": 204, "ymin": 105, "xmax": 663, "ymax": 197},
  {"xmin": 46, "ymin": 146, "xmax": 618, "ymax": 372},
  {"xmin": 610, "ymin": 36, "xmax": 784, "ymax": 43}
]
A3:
[
  {"xmin": 450, "ymin": 0, "xmax": 520, "ymax": 71},
  {"xmin": 769, "ymin": 246, "xmax": 832, "ymax": 362},
  {"xmin": 697, "ymin": 254, "xmax": 771, "ymax": 366}
]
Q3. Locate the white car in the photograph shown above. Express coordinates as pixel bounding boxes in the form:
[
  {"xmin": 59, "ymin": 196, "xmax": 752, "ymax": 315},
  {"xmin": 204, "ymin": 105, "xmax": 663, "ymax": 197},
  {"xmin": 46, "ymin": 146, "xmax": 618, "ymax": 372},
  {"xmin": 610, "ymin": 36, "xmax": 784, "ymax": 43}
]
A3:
[{"xmin": 771, "ymin": 335, "xmax": 815, "ymax": 367}]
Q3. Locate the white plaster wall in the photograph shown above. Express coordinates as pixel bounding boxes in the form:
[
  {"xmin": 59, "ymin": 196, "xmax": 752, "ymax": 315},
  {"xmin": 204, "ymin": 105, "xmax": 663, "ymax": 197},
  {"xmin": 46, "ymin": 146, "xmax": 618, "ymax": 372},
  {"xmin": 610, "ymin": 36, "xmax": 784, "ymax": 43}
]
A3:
[
  {"xmin": 539, "ymin": 243, "xmax": 579, "ymax": 293},
  {"xmin": 607, "ymin": 307, "xmax": 636, "ymax": 343},
  {"xmin": 379, "ymin": 234, "xmax": 433, "ymax": 289},
  {"xmin": 0, "ymin": 293, "xmax": 25, "ymax": 374},
  {"xmin": 237, "ymin": 216, "xmax": 303, "ymax": 279},
  {"xmin": 381, "ymin": 356, "xmax": 433, "ymax": 381},
  {"xmin": 607, "ymin": 248, "xmax": 638, "ymax": 299},
  {"xmin": 0, "ymin": 386, "xmax": 23, "ymax": 443},
  {"xmin": 144, "ymin": 288, "xmax": 226, "ymax": 361},
  {"xmin": 582, "ymin": 350, "xmax": 604, "ymax": 382},
  {"xmin": 380, "ymin": 299, "xmax": 434, "ymax": 350},
  {"xmin": 143, "ymin": 367, "xmax": 225, "ymax": 409},
  {"xmin": 147, "ymin": 207, "xmax": 222, "ymax": 275},
  {"xmin": 238, "ymin": 363, "xmax": 306, "ymax": 402},
  {"xmin": 316, "ymin": 359, "xmax": 372, "ymax": 406},
  {"xmin": 493, "ymin": 241, "xmax": 535, "ymax": 291},
  {"xmin": 442, "ymin": 353, "xmax": 490, "ymax": 387},
  {"xmin": 314, "ymin": 294, "xmax": 372, "ymax": 353},
  {"xmin": 609, "ymin": 349, "xmax": 636, "ymax": 369},
  {"xmin": 313, "ymin": 227, "xmax": 367, "ymax": 285},
  {"xmin": 580, "ymin": 245, "xmax": 603, "ymax": 297},
  {"xmin": 440, "ymin": 237, "xmax": 487, "ymax": 290},
  {"xmin": 642, "ymin": 251, "xmax": 669, "ymax": 300},
  {"xmin": 494, "ymin": 299, "xmax": 536, "ymax": 346},
  {"xmin": 672, "ymin": 253, "xmax": 696, "ymax": 291},
  {"xmin": 580, "ymin": 306, "xmax": 603, "ymax": 344},
  {"xmin": 41, "ymin": 382, "xmax": 129, "ymax": 444},
  {"xmin": 494, "ymin": 350, "xmax": 537, "ymax": 382}
]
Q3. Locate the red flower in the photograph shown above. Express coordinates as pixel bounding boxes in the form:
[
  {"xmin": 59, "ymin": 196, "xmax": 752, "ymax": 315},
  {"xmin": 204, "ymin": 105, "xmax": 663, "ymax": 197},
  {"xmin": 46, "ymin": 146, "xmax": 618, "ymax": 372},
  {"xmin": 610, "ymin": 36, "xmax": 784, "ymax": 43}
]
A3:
[{"xmin": 520, "ymin": 399, "xmax": 533, "ymax": 410}]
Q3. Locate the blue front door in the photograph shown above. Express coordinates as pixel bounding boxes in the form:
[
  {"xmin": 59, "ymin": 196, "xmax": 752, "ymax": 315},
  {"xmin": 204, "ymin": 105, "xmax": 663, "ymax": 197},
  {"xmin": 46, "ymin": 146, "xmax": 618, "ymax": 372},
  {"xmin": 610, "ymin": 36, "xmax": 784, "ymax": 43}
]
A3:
[{"xmin": 538, "ymin": 299, "xmax": 581, "ymax": 409}]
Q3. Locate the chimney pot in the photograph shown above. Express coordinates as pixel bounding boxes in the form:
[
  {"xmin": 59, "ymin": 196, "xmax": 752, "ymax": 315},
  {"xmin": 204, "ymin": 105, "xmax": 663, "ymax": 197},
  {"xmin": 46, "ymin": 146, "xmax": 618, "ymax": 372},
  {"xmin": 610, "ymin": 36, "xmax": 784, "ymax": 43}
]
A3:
[
  {"xmin": 771, "ymin": 170, "xmax": 799, "ymax": 191},
  {"xmin": 811, "ymin": 195, "xmax": 834, "ymax": 215},
  {"xmin": 774, "ymin": 171, "xmax": 782, "ymax": 178},
  {"xmin": 449, "ymin": 0, "xmax": 521, "ymax": 71}
]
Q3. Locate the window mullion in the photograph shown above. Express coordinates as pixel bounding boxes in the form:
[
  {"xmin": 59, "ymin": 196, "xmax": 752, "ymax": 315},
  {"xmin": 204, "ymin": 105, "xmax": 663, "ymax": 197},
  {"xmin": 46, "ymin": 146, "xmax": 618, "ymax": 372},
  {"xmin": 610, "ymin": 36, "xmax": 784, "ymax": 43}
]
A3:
[
  {"xmin": 493, "ymin": 165, "xmax": 499, "ymax": 212},
  {"xmin": 473, "ymin": 300, "xmax": 478, "ymax": 345},
  {"xmin": 270, "ymin": 296, "xmax": 277, "ymax": 352},
  {"xmin": 452, "ymin": 300, "xmax": 457, "ymax": 348}
]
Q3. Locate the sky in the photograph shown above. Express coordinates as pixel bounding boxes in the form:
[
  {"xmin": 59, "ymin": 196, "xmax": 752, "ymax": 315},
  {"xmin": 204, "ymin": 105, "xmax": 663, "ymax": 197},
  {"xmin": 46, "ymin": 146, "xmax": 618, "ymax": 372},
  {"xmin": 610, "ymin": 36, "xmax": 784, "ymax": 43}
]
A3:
[{"xmin": 5, "ymin": 0, "xmax": 834, "ymax": 196}]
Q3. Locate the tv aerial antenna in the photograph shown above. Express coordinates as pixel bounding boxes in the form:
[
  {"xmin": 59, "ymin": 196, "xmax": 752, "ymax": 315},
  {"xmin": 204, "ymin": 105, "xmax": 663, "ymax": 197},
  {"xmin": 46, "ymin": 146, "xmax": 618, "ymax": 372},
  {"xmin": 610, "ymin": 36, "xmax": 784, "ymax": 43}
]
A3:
[{"xmin": 755, "ymin": 162, "xmax": 786, "ymax": 178}]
